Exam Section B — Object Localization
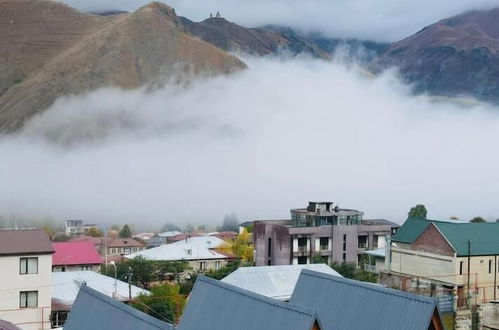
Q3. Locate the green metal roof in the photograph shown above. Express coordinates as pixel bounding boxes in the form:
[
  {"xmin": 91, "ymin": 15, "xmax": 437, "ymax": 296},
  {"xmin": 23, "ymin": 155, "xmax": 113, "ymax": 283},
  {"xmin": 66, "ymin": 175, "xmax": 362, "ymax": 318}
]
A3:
[{"xmin": 393, "ymin": 217, "xmax": 499, "ymax": 256}]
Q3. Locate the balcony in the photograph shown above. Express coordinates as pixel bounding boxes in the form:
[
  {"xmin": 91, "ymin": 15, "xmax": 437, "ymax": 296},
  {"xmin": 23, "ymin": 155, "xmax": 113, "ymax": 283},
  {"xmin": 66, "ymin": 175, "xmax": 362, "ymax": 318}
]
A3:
[
  {"xmin": 363, "ymin": 264, "xmax": 377, "ymax": 273},
  {"xmin": 298, "ymin": 245, "xmax": 308, "ymax": 253}
]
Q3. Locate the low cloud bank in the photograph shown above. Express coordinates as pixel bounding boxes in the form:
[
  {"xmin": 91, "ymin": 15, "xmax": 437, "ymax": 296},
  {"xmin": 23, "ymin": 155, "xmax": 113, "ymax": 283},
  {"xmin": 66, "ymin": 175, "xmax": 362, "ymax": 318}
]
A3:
[
  {"xmin": 2, "ymin": 57, "xmax": 499, "ymax": 226},
  {"xmin": 59, "ymin": 0, "xmax": 498, "ymax": 42}
]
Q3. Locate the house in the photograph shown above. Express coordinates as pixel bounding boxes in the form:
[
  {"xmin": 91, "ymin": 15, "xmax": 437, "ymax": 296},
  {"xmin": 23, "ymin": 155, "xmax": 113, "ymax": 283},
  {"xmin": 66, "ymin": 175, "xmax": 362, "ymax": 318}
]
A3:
[
  {"xmin": 52, "ymin": 242, "xmax": 103, "ymax": 272},
  {"xmin": 157, "ymin": 230, "xmax": 182, "ymax": 238},
  {"xmin": 361, "ymin": 247, "xmax": 386, "ymax": 273},
  {"xmin": 0, "ymin": 230, "xmax": 55, "ymax": 330},
  {"xmin": 290, "ymin": 269, "xmax": 444, "ymax": 330},
  {"xmin": 254, "ymin": 201, "xmax": 399, "ymax": 266},
  {"xmin": 64, "ymin": 220, "xmax": 98, "ymax": 236},
  {"xmin": 221, "ymin": 264, "xmax": 341, "ymax": 301},
  {"xmin": 178, "ymin": 275, "xmax": 322, "ymax": 330},
  {"xmin": 170, "ymin": 235, "xmax": 226, "ymax": 249},
  {"xmin": 381, "ymin": 217, "xmax": 499, "ymax": 308},
  {"xmin": 126, "ymin": 241, "xmax": 228, "ymax": 272},
  {"xmin": 51, "ymin": 271, "xmax": 149, "ymax": 328},
  {"xmin": 69, "ymin": 236, "xmax": 146, "ymax": 263},
  {"xmin": 210, "ymin": 231, "xmax": 238, "ymax": 240},
  {"xmin": 63, "ymin": 285, "xmax": 173, "ymax": 330}
]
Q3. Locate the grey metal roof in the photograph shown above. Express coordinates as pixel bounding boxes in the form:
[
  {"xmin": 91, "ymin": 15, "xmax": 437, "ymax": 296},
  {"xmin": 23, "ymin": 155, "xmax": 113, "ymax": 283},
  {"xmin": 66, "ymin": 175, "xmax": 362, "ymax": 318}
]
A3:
[
  {"xmin": 178, "ymin": 275, "xmax": 321, "ymax": 330},
  {"xmin": 221, "ymin": 264, "xmax": 341, "ymax": 301},
  {"xmin": 63, "ymin": 285, "xmax": 173, "ymax": 330},
  {"xmin": 0, "ymin": 319, "xmax": 22, "ymax": 330},
  {"xmin": 290, "ymin": 270, "xmax": 439, "ymax": 330}
]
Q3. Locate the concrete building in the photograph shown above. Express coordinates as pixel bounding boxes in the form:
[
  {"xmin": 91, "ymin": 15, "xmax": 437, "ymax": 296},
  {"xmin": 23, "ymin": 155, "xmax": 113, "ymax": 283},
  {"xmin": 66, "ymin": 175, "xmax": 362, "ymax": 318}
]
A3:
[
  {"xmin": 254, "ymin": 201, "xmax": 399, "ymax": 266},
  {"xmin": 64, "ymin": 220, "xmax": 97, "ymax": 237},
  {"xmin": 381, "ymin": 217, "xmax": 499, "ymax": 309},
  {"xmin": 0, "ymin": 230, "xmax": 55, "ymax": 330}
]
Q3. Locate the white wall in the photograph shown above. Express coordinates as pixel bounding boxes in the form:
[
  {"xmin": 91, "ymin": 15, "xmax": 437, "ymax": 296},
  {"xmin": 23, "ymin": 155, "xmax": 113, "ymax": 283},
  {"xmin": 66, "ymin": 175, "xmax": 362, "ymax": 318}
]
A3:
[{"xmin": 0, "ymin": 254, "xmax": 52, "ymax": 330}]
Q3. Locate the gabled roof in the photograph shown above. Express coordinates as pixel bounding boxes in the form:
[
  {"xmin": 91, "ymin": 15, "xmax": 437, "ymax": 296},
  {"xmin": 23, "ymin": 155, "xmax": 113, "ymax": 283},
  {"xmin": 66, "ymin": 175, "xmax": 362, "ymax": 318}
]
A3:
[
  {"xmin": 393, "ymin": 217, "xmax": 499, "ymax": 256},
  {"xmin": 52, "ymin": 242, "xmax": 103, "ymax": 266},
  {"xmin": 157, "ymin": 230, "xmax": 182, "ymax": 237},
  {"xmin": 170, "ymin": 236, "xmax": 226, "ymax": 249},
  {"xmin": 178, "ymin": 276, "xmax": 321, "ymax": 330},
  {"xmin": 125, "ymin": 242, "xmax": 227, "ymax": 261},
  {"xmin": 0, "ymin": 230, "xmax": 54, "ymax": 256},
  {"xmin": 290, "ymin": 270, "xmax": 439, "ymax": 330},
  {"xmin": 63, "ymin": 285, "xmax": 173, "ymax": 330},
  {"xmin": 52, "ymin": 271, "xmax": 149, "ymax": 305},
  {"xmin": 69, "ymin": 236, "xmax": 145, "ymax": 248},
  {"xmin": 222, "ymin": 264, "xmax": 341, "ymax": 301}
]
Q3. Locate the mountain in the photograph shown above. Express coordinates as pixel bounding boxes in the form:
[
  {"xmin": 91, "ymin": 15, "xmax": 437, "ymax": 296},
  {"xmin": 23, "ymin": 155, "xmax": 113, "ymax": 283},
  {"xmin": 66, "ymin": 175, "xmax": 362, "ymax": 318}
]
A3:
[
  {"xmin": 179, "ymin": 17, "xmax": 331, "ymax": 59},
  {"xmin": 374, "ymin": 8, "xmax": 499, "ymax": 103},
  {"xmin": 0, "ymin": 1, "xmax": 246, "ymax": 132}
]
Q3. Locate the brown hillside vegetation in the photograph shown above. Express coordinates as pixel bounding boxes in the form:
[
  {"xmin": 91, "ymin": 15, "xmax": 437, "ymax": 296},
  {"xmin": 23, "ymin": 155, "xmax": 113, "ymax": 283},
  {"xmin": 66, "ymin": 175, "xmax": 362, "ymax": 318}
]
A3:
[{"xmin": 0, "ymin": 0, "xmax": 246, "ymax": 132}]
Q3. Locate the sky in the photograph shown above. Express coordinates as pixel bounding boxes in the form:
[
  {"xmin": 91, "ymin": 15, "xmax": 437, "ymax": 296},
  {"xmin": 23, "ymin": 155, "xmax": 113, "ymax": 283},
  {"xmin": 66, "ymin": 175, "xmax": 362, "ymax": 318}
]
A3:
[
  {"xmin": 58, "ymin": 0, "xmax": 499, "ymax": 42},
  {"xmin": 2, "ymin": 57, "xmax": 499, "ymax": 227}
]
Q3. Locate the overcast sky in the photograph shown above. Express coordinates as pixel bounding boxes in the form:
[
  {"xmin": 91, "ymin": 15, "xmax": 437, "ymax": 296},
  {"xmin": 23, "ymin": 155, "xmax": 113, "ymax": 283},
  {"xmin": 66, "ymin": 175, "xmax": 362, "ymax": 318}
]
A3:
[
  {"xmin": 2, "ymin": 57, "xmax": 499, "ymax": 227},
  {"xmin": 58, "ymin": 0, "xmax": 499, "ymax": 41}
]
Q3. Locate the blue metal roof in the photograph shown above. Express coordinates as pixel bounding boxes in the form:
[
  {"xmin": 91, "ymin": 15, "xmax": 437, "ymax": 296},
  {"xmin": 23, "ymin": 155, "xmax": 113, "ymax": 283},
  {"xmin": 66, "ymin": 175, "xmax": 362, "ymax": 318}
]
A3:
[
  {"xmin": 64, "ymin": 285, "xmax": 173, "ymax": 330},
  {"xmin": 290, "ymin": 270, "xmax": 440, "ymax": 330},
  {"xmin": 178, "ymin": 275, "xmax": 321, "ymax": 330}
]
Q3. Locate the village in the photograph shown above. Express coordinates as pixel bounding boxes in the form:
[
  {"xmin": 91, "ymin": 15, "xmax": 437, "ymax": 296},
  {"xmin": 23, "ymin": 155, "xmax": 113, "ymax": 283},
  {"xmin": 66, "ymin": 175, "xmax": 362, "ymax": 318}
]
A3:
[{"xmin": 1, "ymin": 201, "xmax": 499, "ymax": 330}]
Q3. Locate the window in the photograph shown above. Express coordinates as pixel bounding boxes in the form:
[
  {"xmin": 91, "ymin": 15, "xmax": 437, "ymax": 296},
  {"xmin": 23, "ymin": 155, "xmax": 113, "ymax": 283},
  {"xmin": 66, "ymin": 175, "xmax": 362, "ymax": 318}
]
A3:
[
  {"xmin": 268, "ymin": 238, "xmax": 272, "ymax": 257},
  {"xmin": 297, "ymin": 256, "xmax": 307, "ymax": 264},
  {"xmin": 199, "ymin": 262, "xmax": 206, "ymax": 271},
  {"xmin": 215, "ymin": 261, "xmax": 221, "ymax": 270},
  {"xmin": 343, "ymin": 234, "xmax": 347, "ymax": 251},
  {"xmin": 51, "ymin": 311, "xmax": 69, "ymax": 328},
  {"xmin": 342, "ymin": 252, "xmax": 346, "ymax": 261},
  {"xmin": 20, "ymin": 257, "xmax": 38, "ymax": 275},
  {"xmin": 298, "ymin": 237, "xmax": 308, "ymax": 252},
  {"xmin": 320, "ymin": 237, "xmax": 329, "ymax": 251},
  {"xmin": 358, "ymin": 236, "xmax": 368, "ymax": 249},
  {"xmin": 489, "ymin": 260, "xmax": 493, "ymax": 274},
  {"xmin": 124, "ymin": 248, "xmax": 131, "ymax": 254},
  {"xmin": 459, "ymin": 261, "xmax": 464, "ymax": 275},
  {"xmin": 81, "ymin": 266, "xmax": 92, "ymax": 271},
  {"xmin": 20, "ymin": 291, "xmax": 38, "ymax": 308}
]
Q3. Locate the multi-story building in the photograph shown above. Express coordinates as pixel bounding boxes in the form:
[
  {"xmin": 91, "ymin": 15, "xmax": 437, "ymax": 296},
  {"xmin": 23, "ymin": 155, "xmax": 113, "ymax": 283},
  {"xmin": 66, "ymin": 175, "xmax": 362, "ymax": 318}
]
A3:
[
  {"xmin": 0, "ymin": 230, "xmax": 55, "ymax": 330},
  {"xmin": 64, "ymin": 220, "xmax": 98, "ymax": 236},
  {"xmin": 254, "ymin": 201, "xmax": 399, "ymax": 266},
  {"xmin": 380, "ymin": 217, "xmax": 499, "ymax": 308}
]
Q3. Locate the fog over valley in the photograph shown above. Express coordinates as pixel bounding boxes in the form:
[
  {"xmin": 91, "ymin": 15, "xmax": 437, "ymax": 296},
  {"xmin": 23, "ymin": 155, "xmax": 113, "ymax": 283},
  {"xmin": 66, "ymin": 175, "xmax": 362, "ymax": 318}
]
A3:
[{"xmin": 2, "ymin": 57, "xmax": 499, "ymax": 226}]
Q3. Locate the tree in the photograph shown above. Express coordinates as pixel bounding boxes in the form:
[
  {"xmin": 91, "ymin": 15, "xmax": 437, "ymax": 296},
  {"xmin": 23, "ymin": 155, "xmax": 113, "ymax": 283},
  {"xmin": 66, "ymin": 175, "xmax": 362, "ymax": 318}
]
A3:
[
  {"xmin": 449, "ymin": 216, "xmax": 459, "ymax": 220},
  {"xmin": 133, "ymin": 284, "xmax": 186, "ymax": 324},
  {"xmin": 87, "ymin": 226, "xmax": 103, "ymax": 237},
  {"xmin": 119, "ymin": 224, "xmax": 132, "ymax": 238},
  {"xmin": 155, "ymin": 261, "xmax": 189, "ymax": 283},
  {"xmin": 221, "ymin": 212, "xmax": 239, "ymax": 231},
  {"xmin": 205, "ymin": 260, "xmax": 241, "ymax": 280},
  {"xmin": 470, "ymin": 217, "xmax": 487, "ymax": 223},
  {"xmin": 330, "ymin": 261, "xmax": 377, "ymax": 283},
  {"xmin": 53, "ymin": 234, "xmax": 71, "ymax": 242},
  {"xmin": 184, "ymin": 224, "xmax": 194, "ymax": 233},
  {"xmin": 161, "ymin": 223, "xmax": 181, "ymax": 233},
  {"xmin": 232, "ymin": 229, "xmax": 254, "ymax": 263},
  {"xmin": 408, "ymin": 204, "xmax": 427, "ymax": 219}
]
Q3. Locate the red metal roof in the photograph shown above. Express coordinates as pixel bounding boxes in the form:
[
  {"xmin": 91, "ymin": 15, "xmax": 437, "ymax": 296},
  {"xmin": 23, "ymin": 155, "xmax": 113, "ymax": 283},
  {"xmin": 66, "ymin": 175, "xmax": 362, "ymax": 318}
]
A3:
[{"xmin": 52, "ymin": 242, "xmax": 103, "ymax": 266}]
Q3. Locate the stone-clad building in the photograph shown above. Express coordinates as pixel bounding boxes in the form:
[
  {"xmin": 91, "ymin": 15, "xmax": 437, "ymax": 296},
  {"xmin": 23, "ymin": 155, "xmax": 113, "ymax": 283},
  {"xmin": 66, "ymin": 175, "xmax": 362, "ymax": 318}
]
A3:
[{"xmin": 254, "ymin": 201, "xmax": 399, "ymax": 266}]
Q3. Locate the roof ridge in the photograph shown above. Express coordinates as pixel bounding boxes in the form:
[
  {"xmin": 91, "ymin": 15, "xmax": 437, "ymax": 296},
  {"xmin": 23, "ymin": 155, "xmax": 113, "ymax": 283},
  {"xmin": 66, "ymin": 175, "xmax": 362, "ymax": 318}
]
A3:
[
  {"xmin": 300, "ymin": 270, "xmax": 435, "ymax": 305},
  {"xmin": 198, "ymin": 276, "xmax": 317, "ymax": 318},
  {"xmin": 80, "ymin": 285, "xmax": 170, "ymax": 328}
]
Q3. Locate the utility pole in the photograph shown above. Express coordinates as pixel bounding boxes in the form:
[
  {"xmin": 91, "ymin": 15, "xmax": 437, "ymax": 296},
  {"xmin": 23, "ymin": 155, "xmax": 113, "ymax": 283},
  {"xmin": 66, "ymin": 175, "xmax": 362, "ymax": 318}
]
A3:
[
  {"xmin": 127, "ymin": 267, "xmax": 133, "ymax": 300},
  {"xmin": 467, "ymin": 239, "xmax": 471, "ymax": 308}
]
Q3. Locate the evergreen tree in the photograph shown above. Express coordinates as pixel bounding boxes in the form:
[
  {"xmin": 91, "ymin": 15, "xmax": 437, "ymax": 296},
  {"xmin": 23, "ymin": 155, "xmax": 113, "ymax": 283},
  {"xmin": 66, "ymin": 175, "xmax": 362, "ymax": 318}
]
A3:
[
  {"xmin": 119, "ymin": 224, "xmax": 132, "ymax": 238},
  {"xmin": 408, "ymin": 204, "xmax": 427, "ymax": 219}
]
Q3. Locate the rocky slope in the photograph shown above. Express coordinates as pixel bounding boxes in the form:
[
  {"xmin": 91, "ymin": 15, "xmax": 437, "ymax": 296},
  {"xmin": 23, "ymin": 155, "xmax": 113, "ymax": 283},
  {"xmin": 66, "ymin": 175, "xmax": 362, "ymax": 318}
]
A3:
[
  {"xmin": 179, "ymin": 17, "xmax": 331, "ymax": 59},
  {"xmin": 0, "ymin": 0, "xmax": 245, "ymax": 132},
  {"xmin": 374, "ymin": 8, "xmax": 499, "ymax": 102}
]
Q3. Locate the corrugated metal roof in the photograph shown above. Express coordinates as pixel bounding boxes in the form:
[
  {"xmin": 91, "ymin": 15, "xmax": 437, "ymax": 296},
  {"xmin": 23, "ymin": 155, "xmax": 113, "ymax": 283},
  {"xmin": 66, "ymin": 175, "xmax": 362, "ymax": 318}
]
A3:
[
  {"xmin": 178, "ymin": 276, "xmax": 321, "ymax": 330},
  {"xmin": 393, "ymin": 217, "xmax": 499, "ymax": 256},
  {"xmin": 52, "ymin": 271, "xmax": 148, "ymax": 304},
  {"xmin": 0, "ymin": 319, "xmax": 22, "ymax": 330},
  {"xmin": 290, "ymin": 270, "xmax": 439, "ymax": 330},
  {"xmin": 222, "ymin": 264, "xmax": 341, "ymax": 301},
  {"xmin": 158, "ymin": 231, "xmax": 182, "ymax": 237},
  {"xmin": 0, "ymin": 230, "xmax": 54, "ymax": 256},
  {"xmin": 63, "ymin": 285, "xmax": 173, "ymax": 330},
  {"xmin": 362, "ymin": 248, "xmax": 386, "ymax": 258},
  {"xmin": 170, "ymin": 236, "xmax": 226, "ymax": 249},
  {"xmin": 52, "ymin": 242, "xmax": 103, "ymax": 266},
  {"xmin": 126, "ymin": 242, "xmax": 227, "ymax": 261}
]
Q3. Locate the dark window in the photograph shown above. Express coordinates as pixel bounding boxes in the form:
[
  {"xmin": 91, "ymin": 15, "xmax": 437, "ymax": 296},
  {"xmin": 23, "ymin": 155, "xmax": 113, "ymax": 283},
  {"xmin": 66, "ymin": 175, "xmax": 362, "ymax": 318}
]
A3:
[
  {"xmin": 51, "ymin": 311, "xmax": 69, "ymax": 328},
  {"xmin": 20, "ymin": 257, "xmax": 38, "ymax": 275},
  {"xmin": 358, "ymin": 236, "xmax": 368, "ymax": 249},
  {"xmin": 342, "ymin": 252, "xmax": 346, "ymax": 261},
  {"xmin": 298, "ymin": 256, "xmax": 307, "ymax": 264},
  {"xmin": 459, "ymin": 261, "xmax": 464, "ymax": 275},
  {"xmin": 298, "ymin": 237, "xmax": 308, "ymax": 252},
  {"xmin": 489, "ymin": 260, "xmax": 493, "ymax": 274},
  {"xmin": 20, "ymin": 291, "xmax": 38, "ymax": 308},
  {"xmin": 267, "ymin": 260, "xmax": 271, "ymax": 266},
  {"xmin": 320, "ymin": 237, "xmax": 329, "ymax": 250},
  {"xmin": 343, "ymin": 234, "xmax": 347, "ymax": 251},
  {"xmin": 268, "ymin": 238, "xmax": 272, "ymax": 257}
]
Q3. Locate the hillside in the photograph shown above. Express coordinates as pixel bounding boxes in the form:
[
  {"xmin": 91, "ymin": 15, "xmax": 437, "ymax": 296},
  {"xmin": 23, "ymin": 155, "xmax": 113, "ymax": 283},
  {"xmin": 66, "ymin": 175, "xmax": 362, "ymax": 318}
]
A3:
[
  {"xmin": 0, "ymin": 1, "xmax": 246, "ymax": 132},
  {"xmin": 374, "ymin": 8, "xmax": 499, "ymax": 102},
  {"xmin": 179, "ymin": 17, "xmax": 330, "ymax": 59}
]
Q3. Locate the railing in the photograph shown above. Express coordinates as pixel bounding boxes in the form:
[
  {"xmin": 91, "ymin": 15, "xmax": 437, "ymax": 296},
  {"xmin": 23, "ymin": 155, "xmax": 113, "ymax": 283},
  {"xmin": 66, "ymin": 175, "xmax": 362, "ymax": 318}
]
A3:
[
  {"xmin": 320, "ymin": 245, "xmax": 329, "ymax": 251},
  {"xmin": 298, "ymin": 246, "xmax": 308, "ymax": 253},
  {"xmin": 363, "ymin": 264, "xmax": 377, "ymax": 273}
]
